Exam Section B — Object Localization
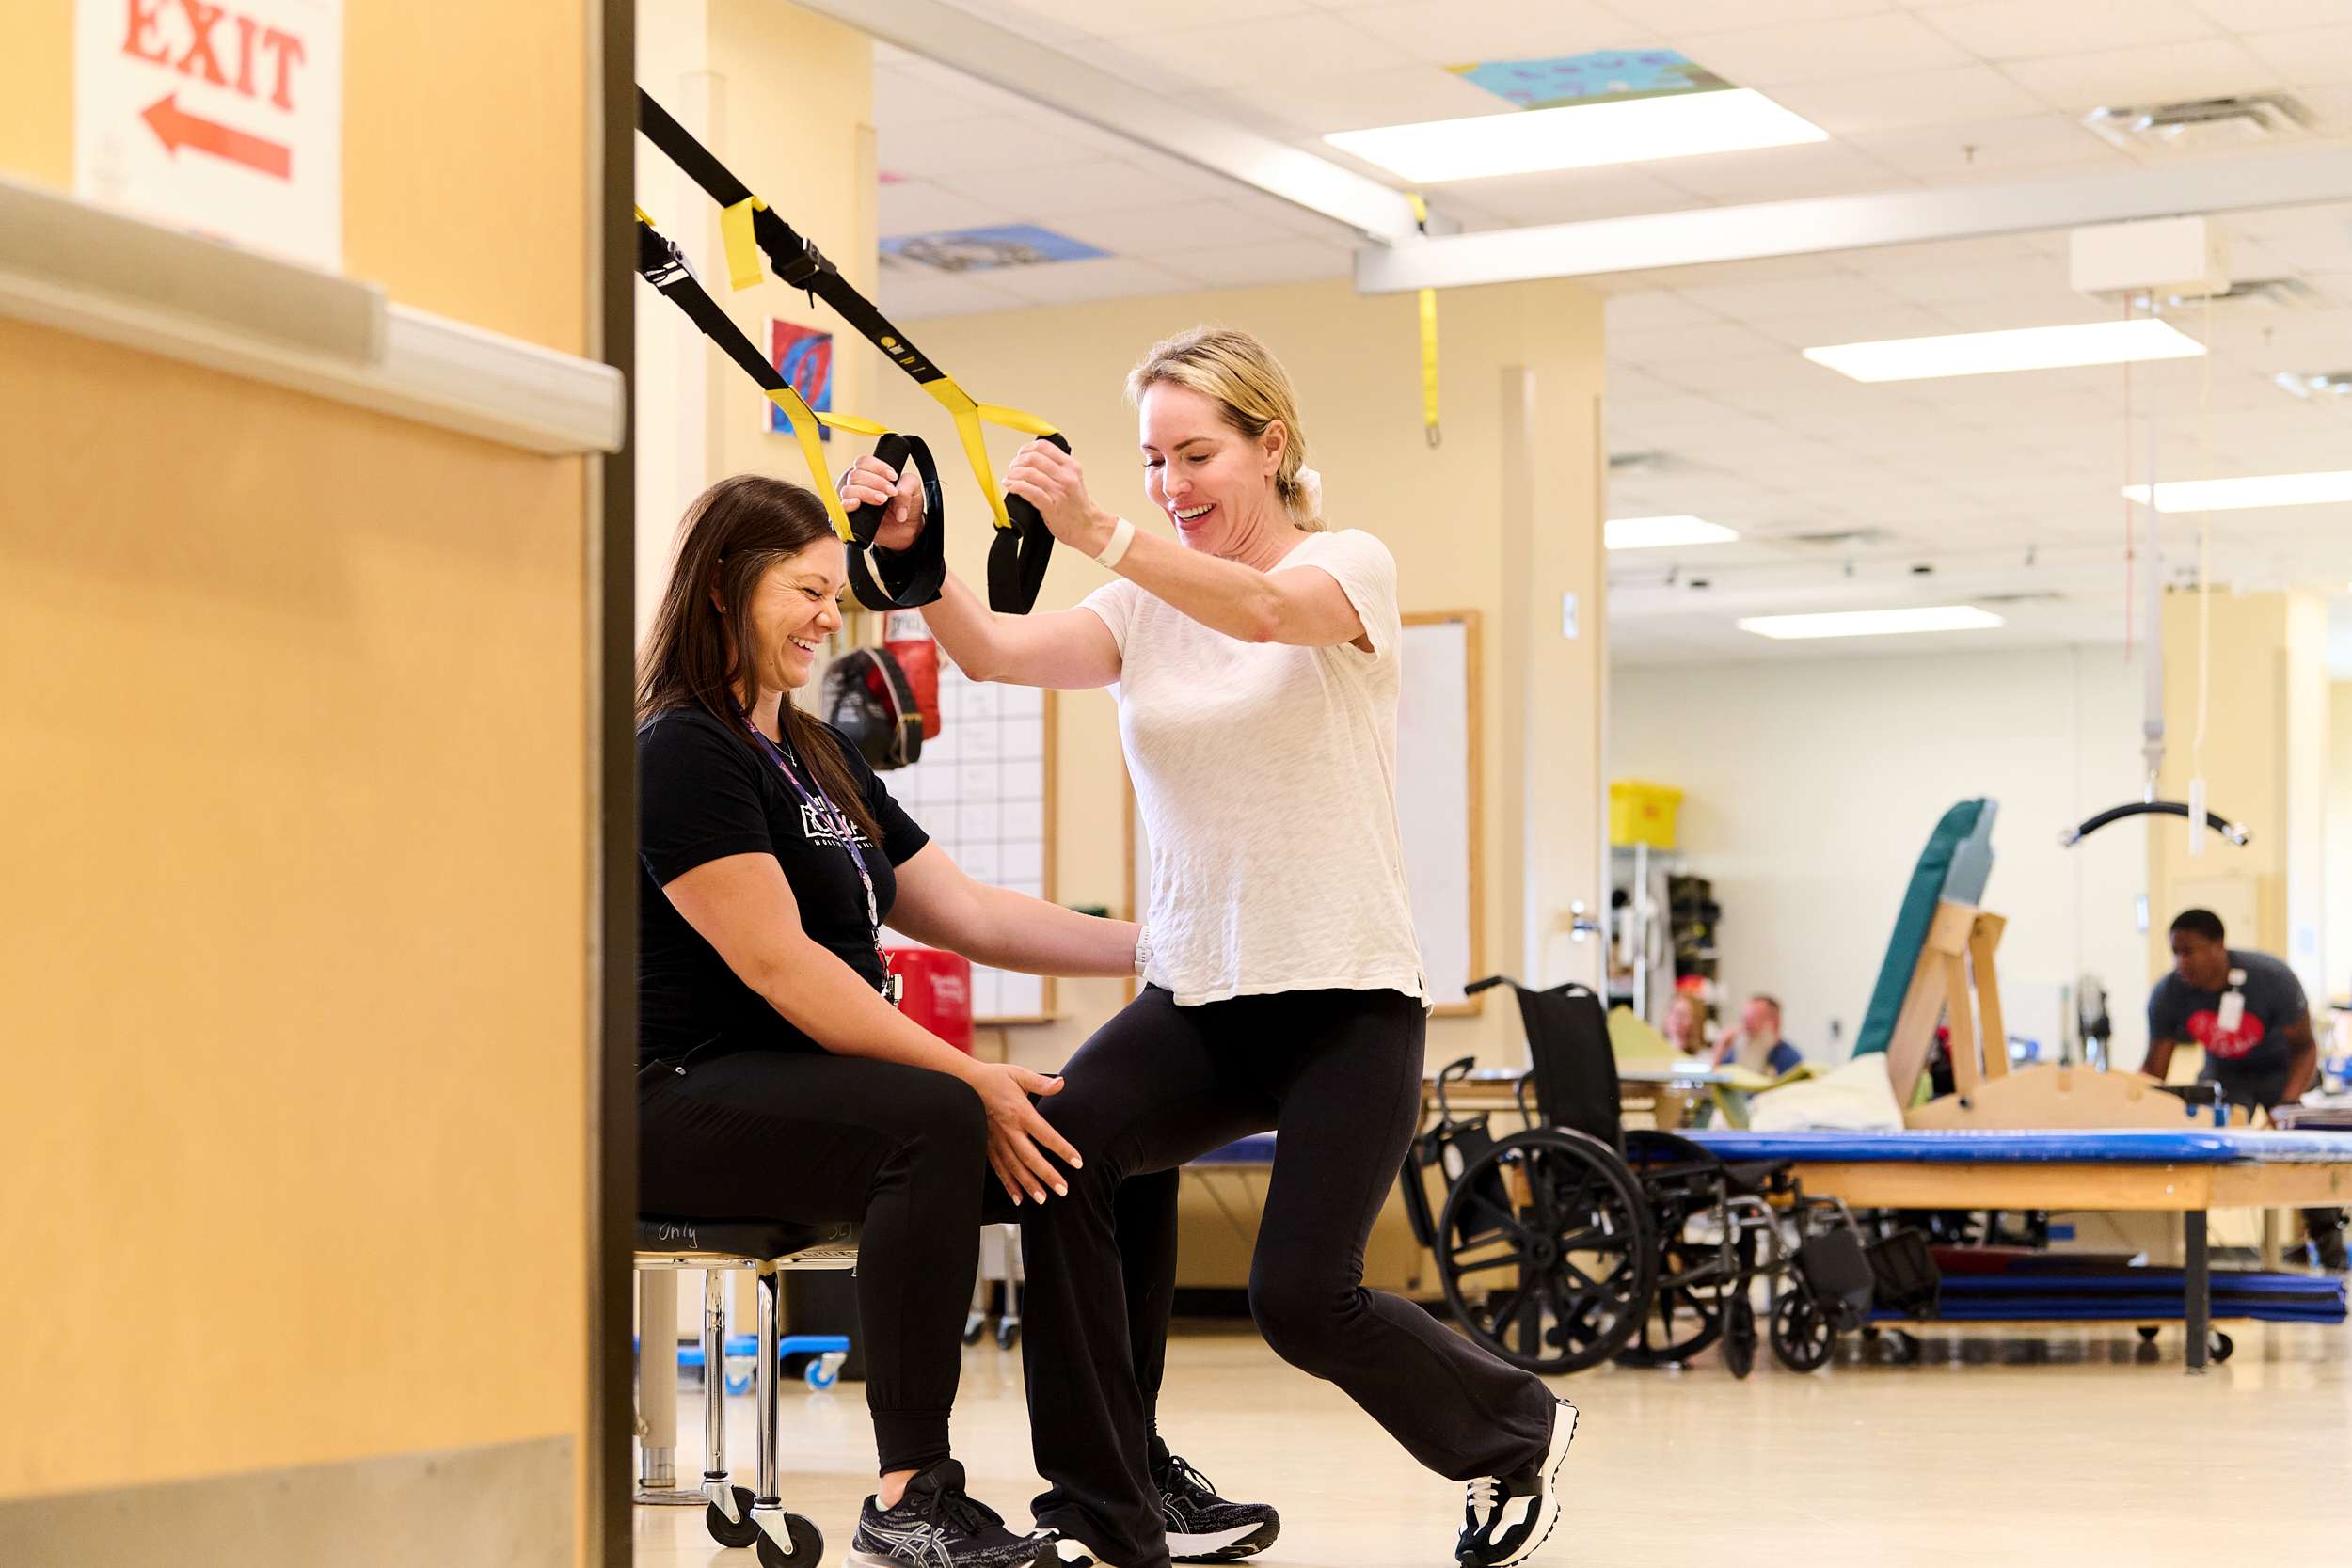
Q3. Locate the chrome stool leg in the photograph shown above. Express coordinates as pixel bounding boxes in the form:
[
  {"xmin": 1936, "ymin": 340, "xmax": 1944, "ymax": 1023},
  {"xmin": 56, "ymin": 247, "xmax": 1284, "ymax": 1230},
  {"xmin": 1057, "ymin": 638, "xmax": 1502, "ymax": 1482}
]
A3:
[{"xmin": 634, "ymin": 1264, "xmax": 705, "ymax": 1506}]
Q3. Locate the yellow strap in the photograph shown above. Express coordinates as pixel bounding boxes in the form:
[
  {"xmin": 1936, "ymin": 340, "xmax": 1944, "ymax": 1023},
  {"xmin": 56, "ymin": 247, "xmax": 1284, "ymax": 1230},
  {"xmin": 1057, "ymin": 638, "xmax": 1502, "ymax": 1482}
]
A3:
[
  {"xmin": 1407, "ymin": 195, "xmax": 1440, "ymax": 447},
  {"xmin": 762, "ymin": 386, "xmax": 858, "ymax": 544},
  {"xmin": 918, "ymin": 380, "xmax": 1059, "ymax": 533},
  {"xmin": 635, "ymin": 204, "xmax": 656, "ymax": 225},
  {"xmin": 721, "ymin": 196, "xmax": 768, "ymax": 292}
]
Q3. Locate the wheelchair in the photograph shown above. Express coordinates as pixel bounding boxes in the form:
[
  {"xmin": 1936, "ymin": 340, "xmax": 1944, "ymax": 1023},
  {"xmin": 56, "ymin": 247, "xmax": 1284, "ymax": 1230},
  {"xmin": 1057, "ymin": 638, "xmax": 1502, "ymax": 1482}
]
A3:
[{"xmin": 1398, "ymin": 976, "xmax": 1899, "ymax": 1376}]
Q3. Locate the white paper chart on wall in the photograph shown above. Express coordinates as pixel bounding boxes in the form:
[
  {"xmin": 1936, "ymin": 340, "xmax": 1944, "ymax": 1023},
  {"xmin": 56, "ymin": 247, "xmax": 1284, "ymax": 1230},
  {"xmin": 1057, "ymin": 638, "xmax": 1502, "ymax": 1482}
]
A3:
[{"xmin": 886, "ymin": 658, "xmax": 1054, "ymax": 1022}]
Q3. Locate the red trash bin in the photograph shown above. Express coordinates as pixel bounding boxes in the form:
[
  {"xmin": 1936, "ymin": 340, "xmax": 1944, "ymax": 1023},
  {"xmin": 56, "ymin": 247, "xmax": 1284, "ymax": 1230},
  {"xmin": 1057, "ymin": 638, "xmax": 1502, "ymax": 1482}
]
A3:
[{"xmin": 886, "ymin": 946, "xmax": 973, "ymax": 1053}]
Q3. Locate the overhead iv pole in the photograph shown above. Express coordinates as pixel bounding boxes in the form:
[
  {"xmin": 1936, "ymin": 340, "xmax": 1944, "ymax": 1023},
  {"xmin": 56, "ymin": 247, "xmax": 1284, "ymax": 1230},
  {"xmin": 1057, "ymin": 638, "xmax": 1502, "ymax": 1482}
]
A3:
[{"xmin": 2061, "ymin": 292, "xmax": 2249, "ymax": 853}]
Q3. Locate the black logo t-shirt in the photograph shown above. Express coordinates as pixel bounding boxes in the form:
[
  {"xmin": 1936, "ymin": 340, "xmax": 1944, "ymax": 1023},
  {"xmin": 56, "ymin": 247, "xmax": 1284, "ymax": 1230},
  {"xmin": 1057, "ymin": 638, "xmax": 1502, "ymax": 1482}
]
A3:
[
  {"xmin": 636, "ymin": 707, "xmax": 929, "ymax": 1064},
  {"xmin": 2146, "ymin": 948, "xmax": 2307, "ymax": 1103}
]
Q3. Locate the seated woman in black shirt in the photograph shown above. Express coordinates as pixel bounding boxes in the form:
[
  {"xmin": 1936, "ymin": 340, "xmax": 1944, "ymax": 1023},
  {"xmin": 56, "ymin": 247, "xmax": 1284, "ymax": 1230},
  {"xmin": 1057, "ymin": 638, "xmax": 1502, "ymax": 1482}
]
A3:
[{"xmin": 637, "ymin": 474, "xmax": 1134, "ymax": 1568}]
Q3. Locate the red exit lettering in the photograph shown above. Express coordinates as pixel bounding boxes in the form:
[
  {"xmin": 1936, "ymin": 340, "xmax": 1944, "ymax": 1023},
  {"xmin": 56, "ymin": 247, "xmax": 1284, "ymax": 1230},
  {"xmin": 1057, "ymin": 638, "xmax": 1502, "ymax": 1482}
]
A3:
[{"xmin": 123, "ymin": 0, "xmax": 306, "ymax": 112}]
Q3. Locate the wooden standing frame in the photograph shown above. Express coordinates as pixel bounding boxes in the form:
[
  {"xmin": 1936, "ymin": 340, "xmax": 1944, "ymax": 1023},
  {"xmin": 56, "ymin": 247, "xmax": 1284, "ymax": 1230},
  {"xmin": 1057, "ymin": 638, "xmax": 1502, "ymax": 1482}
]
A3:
[{"xmin": 1894, "ymin": 899, "xmax": 2202, "ymax": 1131}]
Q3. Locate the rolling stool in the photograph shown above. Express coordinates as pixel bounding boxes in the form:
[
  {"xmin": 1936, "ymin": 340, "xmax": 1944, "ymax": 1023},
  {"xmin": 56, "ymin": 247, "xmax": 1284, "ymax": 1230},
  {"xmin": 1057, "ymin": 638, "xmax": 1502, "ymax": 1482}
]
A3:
[{"xmin": 635, "ymin": 1215, "xmax": 858, "ymax": 1567}]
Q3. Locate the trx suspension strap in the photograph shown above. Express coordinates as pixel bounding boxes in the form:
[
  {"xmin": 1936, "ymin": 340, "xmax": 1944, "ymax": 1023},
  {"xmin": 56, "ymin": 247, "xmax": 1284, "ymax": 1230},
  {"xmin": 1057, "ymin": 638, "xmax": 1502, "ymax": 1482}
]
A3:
[
  {"xmin": 636, "ymin": 87, "xmax": 1060, "ymax": 612},
  {"xmin": 634, "ymin": 211, "xmax": 943, "ymax": 610}
]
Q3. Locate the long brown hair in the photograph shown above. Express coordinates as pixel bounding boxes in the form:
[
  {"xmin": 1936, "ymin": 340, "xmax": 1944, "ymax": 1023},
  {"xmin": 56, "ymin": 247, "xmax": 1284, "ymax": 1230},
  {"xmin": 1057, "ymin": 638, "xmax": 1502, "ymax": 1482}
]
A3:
[{"xmin": 637, "ymin": 474, "xmax": 882, "ymax": 845}]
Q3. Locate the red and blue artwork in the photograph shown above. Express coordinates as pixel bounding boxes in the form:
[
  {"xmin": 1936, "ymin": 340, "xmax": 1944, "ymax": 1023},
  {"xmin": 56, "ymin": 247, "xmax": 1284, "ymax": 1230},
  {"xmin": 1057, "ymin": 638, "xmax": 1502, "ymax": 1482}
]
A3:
[{"xmin": 767, "ymin": 320, "xmax": 834, "ymax": 439}]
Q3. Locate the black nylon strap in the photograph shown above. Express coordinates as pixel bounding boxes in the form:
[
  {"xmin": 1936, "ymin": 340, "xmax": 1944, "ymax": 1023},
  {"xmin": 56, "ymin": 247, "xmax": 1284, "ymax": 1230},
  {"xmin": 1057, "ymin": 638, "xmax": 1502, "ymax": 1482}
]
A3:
[
  {"xmin": 989, "ymin": 433, "xmax": 1066, "ymax": 616},
  {"xmin": 847, "ymin": 433, "xmax": 947, "ymax": 611},
  {"xmin": 637, "ymin": 87, "xmax": 950, "ymax": 388}
]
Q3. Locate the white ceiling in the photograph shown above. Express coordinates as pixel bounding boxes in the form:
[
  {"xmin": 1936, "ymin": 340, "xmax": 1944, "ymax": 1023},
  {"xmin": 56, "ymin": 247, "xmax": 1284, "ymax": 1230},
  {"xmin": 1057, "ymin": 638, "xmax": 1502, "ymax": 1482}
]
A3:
[{"xmin": 861, "ymin": 0, "xmax": 2352, "ymax": 662}]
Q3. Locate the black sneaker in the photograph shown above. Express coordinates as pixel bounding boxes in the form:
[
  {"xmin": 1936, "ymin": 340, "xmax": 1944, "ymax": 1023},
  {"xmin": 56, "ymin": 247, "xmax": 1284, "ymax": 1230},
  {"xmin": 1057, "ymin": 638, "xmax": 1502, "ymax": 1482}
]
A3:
[
  {"xmin": 1156, "ymin": 1451, "xmax": 1279, "ymax": 1562},
  {"xmin": 2315, "ymin": 1227, "xmax": 2349, "ymax": 1273},
  {"xmin": 850, "ymin": 1459, "xmax": 1057, "ymax": 1568},
  {"xmin": 1455, "ymin": 1399, "xmax": 1577, "ymax": 1568}
]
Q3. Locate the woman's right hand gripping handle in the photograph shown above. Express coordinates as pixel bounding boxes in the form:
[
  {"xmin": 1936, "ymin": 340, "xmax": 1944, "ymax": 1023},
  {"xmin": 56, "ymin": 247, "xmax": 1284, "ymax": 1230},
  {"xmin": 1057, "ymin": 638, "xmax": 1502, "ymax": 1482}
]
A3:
[
  {"xmin": 966, "ymin": 1059, "xmax": 1083, "ymax": 1206},
  {"xmin": 842, "ymin": 454, "xmax": 927, "ymax": 552}
]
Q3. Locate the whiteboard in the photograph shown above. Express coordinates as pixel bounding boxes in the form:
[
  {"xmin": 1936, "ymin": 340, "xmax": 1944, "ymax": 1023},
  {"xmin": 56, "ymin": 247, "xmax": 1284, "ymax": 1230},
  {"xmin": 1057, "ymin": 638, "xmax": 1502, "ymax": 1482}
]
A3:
[
  {"xmin": 886, "ymin": 657, "xmax": 1055, "ymax": 1022},
  {"xmin": 1125, "ymin": 610, "xmax": 1484, "ymax": 1012}
]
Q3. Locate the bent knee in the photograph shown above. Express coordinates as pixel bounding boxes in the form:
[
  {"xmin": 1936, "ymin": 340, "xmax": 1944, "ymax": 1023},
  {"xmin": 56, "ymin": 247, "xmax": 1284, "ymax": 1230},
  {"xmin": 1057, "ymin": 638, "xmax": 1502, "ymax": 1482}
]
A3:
[{"xmin": 1248, "ymin": 1271, "xmax": 1352, "ymax": 1366}]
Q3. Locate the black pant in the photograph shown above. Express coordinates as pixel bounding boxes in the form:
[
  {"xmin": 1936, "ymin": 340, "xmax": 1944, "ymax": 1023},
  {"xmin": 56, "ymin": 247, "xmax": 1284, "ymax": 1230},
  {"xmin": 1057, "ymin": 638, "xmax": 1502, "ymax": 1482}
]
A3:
[
  {"xmin": 639, "ymin": 1048, "xmax": 986, "ymax": 1474},
  {"xmin": 1017, "ymin": 988, "xmax": 1556, "ymax": 1568}
]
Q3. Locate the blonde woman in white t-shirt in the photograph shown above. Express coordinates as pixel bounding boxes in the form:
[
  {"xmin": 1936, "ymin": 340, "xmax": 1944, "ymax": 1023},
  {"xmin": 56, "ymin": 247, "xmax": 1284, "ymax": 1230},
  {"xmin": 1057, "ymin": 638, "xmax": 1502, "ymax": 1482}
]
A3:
[{"xmin": 841, "ymin": 327, "xmax": 1571, "ymax": 1568}]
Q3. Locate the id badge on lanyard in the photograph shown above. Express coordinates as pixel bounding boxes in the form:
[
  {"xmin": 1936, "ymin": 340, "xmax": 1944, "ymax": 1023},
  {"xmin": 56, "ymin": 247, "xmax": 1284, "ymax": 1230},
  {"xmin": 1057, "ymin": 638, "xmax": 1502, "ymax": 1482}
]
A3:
[{"xmin": 739, "ymin": 711, "xmax": 902, "ymax": 1007}]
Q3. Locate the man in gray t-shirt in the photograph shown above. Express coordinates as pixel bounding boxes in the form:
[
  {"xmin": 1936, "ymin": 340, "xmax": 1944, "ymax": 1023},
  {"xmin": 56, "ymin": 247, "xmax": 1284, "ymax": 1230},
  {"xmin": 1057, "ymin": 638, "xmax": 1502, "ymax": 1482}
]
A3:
[{"xmin": 2146, "ymin": 907, "xmax": 2342, "ymax": 1269}]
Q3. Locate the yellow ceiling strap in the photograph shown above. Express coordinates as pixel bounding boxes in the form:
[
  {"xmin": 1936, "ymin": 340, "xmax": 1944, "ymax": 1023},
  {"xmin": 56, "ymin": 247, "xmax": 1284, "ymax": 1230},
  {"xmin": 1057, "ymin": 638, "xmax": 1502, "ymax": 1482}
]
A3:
[{"xmin": 1407, "ymin": 194, "xmax": 1440, "ymax": 448}]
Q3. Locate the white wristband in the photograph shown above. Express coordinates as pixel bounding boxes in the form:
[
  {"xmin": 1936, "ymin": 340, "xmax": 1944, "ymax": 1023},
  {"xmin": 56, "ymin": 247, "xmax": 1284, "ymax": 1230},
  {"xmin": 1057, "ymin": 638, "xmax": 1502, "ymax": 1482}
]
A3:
[
  {"xmin": 1095, "ymin": 515, "xmax": 1136, "ymax": 569},
  {"xmin": 1133, "ymin": 925, "xmax": 1152, "ymax": 978}
]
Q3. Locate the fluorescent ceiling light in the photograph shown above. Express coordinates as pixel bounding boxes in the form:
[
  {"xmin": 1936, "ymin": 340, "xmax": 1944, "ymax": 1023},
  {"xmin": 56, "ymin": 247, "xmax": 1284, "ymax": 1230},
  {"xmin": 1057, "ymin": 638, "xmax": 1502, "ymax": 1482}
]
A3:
[
  {"xmin": 2124, "ymin": 470, "xmax": 2352, "ymax": 513},
  {"xmin": 1739, "ymin": 606, "xmax": 2004, "ymax": 641},
  {"xmin": 1606, "ymin": 515, "xmax": 1740, "ymax": 550},
  {"xmin": 1324, "ymin": 88, "xmax": 1827, "ymax": 183},
  {"xmin": 1804, "ymin": 318, "xmax": 2204, "ymax": 383}
]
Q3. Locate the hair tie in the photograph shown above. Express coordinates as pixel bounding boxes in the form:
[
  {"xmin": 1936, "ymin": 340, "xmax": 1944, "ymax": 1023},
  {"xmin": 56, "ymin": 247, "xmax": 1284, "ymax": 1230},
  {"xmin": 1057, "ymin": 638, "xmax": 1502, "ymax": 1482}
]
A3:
[{"xmin": 1292, "ymin": 467, "xmax": 1324, "ymax": 523}]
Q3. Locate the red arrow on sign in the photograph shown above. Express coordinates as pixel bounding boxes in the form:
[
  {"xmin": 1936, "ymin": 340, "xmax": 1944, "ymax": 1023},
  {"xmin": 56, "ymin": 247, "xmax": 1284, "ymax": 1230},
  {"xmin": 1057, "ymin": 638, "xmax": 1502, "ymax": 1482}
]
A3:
[{"xmin": 141, "ymin": 94, "xmax": 292, "ymax": 181}]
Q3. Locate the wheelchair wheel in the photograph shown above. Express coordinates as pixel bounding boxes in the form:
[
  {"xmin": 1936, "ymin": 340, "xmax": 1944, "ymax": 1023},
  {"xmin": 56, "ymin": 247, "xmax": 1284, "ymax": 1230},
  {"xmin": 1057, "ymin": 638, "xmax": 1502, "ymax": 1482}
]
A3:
[
  {"xmin": 1435, "ymin": 1128, "xmax": 1655, "ymax": 1375},
  {"xmin": 1723, "ymin": 1295, "xmax": 1757, "ymax": 1380},
  {"xmin": 1770, "ymin": 1291, "xmax": 1835, "ymax": 1373},
  {"xmin": 1613, "ymin": 1211, "xmax": 1758, "ymax": 1370}
]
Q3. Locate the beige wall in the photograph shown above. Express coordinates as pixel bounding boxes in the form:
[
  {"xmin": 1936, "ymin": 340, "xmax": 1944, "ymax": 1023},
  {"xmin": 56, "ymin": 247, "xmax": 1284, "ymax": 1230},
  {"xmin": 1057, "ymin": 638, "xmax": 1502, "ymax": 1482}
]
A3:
[
  {"xmin": 634, "ymin": 0, "xmax": 875, "ymax": 634},
  {"xmin": 0, "ymin": 0, "xmax": 596, "ymax": 1535},
  {"xmin": 1612, "ymin": 645, "xmax": 2153, "ymax": 1069},
  {"xmin": 855, "ymin": 277, "xmax": 1609, "ymax": 1070},
  {"xmin": 2328, "ymin": 681, "xmax": 2352, "ymax": 1009},
  {"xmin": 2148, "ymin": 590, "xmax": 2328, "ymax": 1001}
]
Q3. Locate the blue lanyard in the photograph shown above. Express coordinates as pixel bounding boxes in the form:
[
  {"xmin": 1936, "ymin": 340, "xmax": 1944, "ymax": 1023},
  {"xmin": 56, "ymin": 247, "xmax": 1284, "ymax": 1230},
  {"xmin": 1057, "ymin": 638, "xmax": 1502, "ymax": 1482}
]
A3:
[{"xmin": 735, "ymin": 705, "xmax": 894, "ymax": 999}]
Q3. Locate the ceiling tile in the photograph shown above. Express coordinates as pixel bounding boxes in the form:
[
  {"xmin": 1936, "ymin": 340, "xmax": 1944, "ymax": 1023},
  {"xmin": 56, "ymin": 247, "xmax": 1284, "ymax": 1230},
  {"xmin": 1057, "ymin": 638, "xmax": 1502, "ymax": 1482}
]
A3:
[
  {"xmin": 874, "ymin": 264, "xmax": 1031, "ymax": 319},
  {"xmin": 1768, "ymin": 64, "xmax": 2046, "ymax": 133},
  {"xmin": 872, "ymin": 63, "xmax": 1006, "ymax": 129},
  {"xmin": 1844, "ymin": 113, "xmax": 2130, "ymax": 179},
  {"xmin": 1610, "ymin": 0, "xmax": 1894, "ymax": 31},
  {"xmin": 1996, "ymin": 39, "xmax": 2281, "ymax": 112},
  {"xmin": 1607, "ymin": 290, "xmax": 1737, "ymax": 332},
  {"xmin": 1679, "ymin": 13, "xmax": 1972, "ymax": 87},
  {"xmin": 1047, "ymin": 198, "xmax": 1303, "ymax": 257},
  {"xmin": 877, "ymin": 114, "xmax": 1114, "ymax": 178},
  {"xmin": 2243, "ymin": 26, "xmax": 2352, "ymax": 85},
  {"xmin": 1110, "ymin": 12, "xmax": 1421, "ymax": 88},
  {"xmin": 1343, "ymin": 0, "xmax": 1663, "ymax": 64},
  {"xmin": 1670, "ymin": 272, "xmax": 1911, "ymax": 320},
  {"xmin": 961, "ymin": 0, "xmax": 1313, "ymax": 39},
  {"xmin": 941, "ymin": 160, "xmax": 1166, "ymax": 220},
  {"xmin": 977, "ymin": 254, "xmax": 1198, "ymax": 306},
  {"xmin": 1259, "ymin": 67, "xmax": 1514, "ymax": 136},
  {"xmin": 1151, "ymin": 237, "xmax": 1357, "ymax": 289},
  {"xmin": 2185, "ymin": 0, "xmax": 2351, "ymax": 31},
  {"xmin": 878, "ymin": 180, "xmax": 1011, "ymax": 236},
  {"xmin": 1751, "ymin": 305, "xmax": 1967, "ymax": 347},
  {"xmin": 1916, "ymin": 0, "xmax": 2218, "ymax": 62}
]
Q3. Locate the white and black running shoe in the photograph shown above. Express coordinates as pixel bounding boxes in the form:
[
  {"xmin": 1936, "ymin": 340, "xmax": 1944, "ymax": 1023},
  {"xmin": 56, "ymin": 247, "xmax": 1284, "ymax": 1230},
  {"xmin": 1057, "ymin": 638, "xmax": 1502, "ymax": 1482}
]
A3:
[
  {"xmin": 1454, "ymin": 1399, "xmax": 1578, "ymax": 1568},
  {"xmin": 850, "ymin": 1459, "xmax": 1057, "ymax": 1568},
  {"xmin": 1157, "ymin": 1451, "xmax": 1280, "ymax": 1562}
]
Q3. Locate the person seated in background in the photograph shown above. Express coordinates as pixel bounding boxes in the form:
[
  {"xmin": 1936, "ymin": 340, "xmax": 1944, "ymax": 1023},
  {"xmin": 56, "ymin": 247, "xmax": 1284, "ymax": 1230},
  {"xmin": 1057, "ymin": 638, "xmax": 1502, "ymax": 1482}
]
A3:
[
  {"xmin": 1709, "ymin": 993, "xmax": 1804, "ymax": 1076},
  {"xmin": 2146, "ymin": 907, "xmax": 2345, "ymax": 1270},
  {"xmin": 1661, "ymin": 992, "xmax": 1708, "ymax": 1058}
]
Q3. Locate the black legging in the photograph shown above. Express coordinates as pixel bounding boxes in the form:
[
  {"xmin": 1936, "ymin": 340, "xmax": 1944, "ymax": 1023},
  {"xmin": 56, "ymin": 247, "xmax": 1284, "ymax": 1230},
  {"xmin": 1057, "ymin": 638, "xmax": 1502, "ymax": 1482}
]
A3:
[
  {"xmin": 1016, "ymin": 987, "xmax": 1556, "ymax": 1568},
  {"xmin": 639, "ymin": 1048, "xmax": 985, "ymax": 1474}
]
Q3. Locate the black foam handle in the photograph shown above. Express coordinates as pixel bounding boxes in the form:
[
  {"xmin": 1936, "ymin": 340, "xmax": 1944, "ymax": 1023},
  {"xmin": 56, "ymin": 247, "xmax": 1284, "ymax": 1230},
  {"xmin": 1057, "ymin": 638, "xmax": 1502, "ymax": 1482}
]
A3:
[
  {"xmin": 846, "ymin": 433, "xmax": 946, "ymax": 611},
  {"xmin": 989, "ymin": 432, "xmax": 1069, "ymax": 614}
]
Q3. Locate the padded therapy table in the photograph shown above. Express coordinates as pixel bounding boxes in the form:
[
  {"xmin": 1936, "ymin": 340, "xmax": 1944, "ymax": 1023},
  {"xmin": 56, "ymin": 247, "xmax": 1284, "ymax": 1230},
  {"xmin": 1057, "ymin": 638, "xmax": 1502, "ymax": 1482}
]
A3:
[{"xmin": 1678, "ymin": 1127, "xmax": 2352, "ymax": 1370}]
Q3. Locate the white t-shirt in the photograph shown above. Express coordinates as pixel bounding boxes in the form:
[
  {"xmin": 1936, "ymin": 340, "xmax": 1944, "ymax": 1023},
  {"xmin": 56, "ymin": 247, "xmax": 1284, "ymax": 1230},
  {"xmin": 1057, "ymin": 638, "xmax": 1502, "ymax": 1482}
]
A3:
[{"xmin": 1082, "ymin": 528, "xmax": 1427, "ymax": 1007}]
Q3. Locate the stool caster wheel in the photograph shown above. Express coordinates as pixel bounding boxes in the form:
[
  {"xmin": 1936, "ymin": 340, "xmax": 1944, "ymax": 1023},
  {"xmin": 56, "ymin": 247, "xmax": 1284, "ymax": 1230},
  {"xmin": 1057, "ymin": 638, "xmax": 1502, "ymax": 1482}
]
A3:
[
  {"xmin": 705, "ymin": 1487, "xmax": 760, "ymax": 1549},
  {"xmin": 2209, "ymin": 1330, "xmax": 2234, "ymax": 1364},
  {"xmin": 2137, "ymin": 1325, "xmax": 2160, "ymax": 1344},
  {"xmin": 994, "ymin": 1318, "xmax": 1021, "ymax": 1352},
  {"xmin": 805, "ymin": 1352, "xmax": 846, "ymax": 1390},
  {"xmin": 961, "ymin": 1312, "xmax": 986, "ymax": 1346},
  {"xmin": 755, "ymin": 1513, "xmax": 824, "ymax": 1568}
]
